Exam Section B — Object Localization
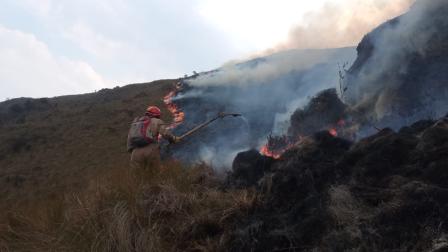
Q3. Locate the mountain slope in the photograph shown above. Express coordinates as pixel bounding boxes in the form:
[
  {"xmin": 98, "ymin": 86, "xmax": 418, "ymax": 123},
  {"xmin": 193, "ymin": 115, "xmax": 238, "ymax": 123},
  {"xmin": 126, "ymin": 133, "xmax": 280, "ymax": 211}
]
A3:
[
  {"xmin": 226, "ymin": 115, "xmax": 448, "ymax": 251},
  {"xmin": 344, "ymin": 0, "xmax": 448, "ymax": 133},
  {"xmin": 169, "ymin": 47, "xmax": 356, "ymax": 166},
  {"xmin": 0, "ymin": 80, "xmax": 175, "ymax": 205},
  {"xmin": 0, "ymin": 1, "xmax": 447, "ymax": 250}
]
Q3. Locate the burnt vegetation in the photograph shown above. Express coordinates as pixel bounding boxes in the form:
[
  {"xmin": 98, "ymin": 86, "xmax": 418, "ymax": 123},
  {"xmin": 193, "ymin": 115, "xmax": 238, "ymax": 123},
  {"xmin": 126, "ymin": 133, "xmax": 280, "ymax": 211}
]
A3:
[
  {"xmin": 1, "ymin": 113, "xmax": 448, "ymax": 251},
  {"xmin": 289, "ymin": 89, "xmax": 347, "ymax": 137},
  {"xmin": 227, "ymin": 116, "xmax": 448, "ymax": 251}
]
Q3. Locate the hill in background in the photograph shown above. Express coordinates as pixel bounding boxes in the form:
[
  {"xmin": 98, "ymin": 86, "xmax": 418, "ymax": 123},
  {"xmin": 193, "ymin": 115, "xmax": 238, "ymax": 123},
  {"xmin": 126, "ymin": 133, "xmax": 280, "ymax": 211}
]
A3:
[{"xmin": 0, "ymin": 80, "xmax": 175, "ymax": 206}]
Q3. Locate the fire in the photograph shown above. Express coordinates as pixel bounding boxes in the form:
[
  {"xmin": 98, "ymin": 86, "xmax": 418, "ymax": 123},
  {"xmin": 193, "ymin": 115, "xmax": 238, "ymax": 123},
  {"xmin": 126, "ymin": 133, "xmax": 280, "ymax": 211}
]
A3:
[
  {"xmin": 261, "ymin": 118, "xmax": 347, "ymax": 158},
  {"xmin": 259, "ymin": 135, "xmax": 295, "ymax": 159},
  {"xmin": 163, "ymin": 82, "xmax": 185, "ymax": 129},
  {"xmin": 328, "ymin": 119, "xmax": 346, "ymax": 137},
  {"xmin": 327, "ymin": 119, "xmax": 350, "ymax": 137},
  {"xmin": 329, "ymin": 128, "xmax": 338, "ymax": 137},
  {"xmin": 260, "ymin": 144, "xmax": 282, "ymax": 159}
]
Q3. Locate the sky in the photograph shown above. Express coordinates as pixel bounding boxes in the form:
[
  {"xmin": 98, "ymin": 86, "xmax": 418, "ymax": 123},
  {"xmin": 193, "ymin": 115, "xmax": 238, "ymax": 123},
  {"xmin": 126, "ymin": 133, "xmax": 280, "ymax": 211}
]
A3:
[{"xmin": 0, "ymin": 0, "xmax": 413, "ymax": 100}]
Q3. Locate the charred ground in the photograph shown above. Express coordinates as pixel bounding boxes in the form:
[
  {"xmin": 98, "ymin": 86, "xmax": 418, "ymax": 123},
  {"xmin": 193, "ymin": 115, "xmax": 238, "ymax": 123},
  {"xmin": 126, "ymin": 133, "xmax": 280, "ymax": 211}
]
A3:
[{"xmin": 226, "ymin": 115, "xmax": 448, "ymax": 251}]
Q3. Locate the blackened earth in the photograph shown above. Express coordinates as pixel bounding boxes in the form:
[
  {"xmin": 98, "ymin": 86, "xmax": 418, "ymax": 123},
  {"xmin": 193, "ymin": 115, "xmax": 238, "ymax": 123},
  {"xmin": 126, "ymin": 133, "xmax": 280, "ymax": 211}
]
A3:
[{"xmin": 226, "ymin": 115, "xmax": 448, "ymax": 252}]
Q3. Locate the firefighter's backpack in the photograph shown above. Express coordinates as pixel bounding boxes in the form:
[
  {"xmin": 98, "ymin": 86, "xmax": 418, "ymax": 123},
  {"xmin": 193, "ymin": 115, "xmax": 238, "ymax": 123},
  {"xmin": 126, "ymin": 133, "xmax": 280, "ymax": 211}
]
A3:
[{"xmin": 127, "ymin": 116, "xmax": 154, "ymax": 152}]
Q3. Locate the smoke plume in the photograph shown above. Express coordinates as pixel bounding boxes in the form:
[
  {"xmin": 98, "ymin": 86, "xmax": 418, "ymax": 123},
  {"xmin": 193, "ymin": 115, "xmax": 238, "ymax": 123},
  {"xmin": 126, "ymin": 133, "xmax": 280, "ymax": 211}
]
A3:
[
  {"xmin": 166, "ymin": 0, "xmax": 448, "ymax": 169},
  {"xmin": 167, "ymin": 48, "xmax": 356, "ymax": 168},
  {"xmin": 343, "ymin": 0, "xmax": 448, "ymax": 134},
  {"xmin": 276, "ymin": 0, "xmax": 414, "ymax": 51}
]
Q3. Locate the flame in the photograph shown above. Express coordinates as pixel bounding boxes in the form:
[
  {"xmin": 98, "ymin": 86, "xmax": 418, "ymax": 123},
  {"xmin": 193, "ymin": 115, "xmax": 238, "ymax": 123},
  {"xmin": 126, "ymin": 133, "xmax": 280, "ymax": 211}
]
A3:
[
  {"xmin": 259, "ymin": 135, "xmax": 297, "ymax": 159},
  {"xmin": 260, "ymin": 144, "xmax": 282, "ymax": 159},
  {"xmin": 261, "ymin": 119, "xmax": 346, "ymax": 158},
  {"xmin": 329, "ymin": 128, "xmax": 338, "ymax": 137},
  {"xmin": 329, "ymin": 119, "xmax": 346, "ymax": 137},
  {"xmin": 163, "ymin": 83, "xmax": 185, "ymax": 129}
]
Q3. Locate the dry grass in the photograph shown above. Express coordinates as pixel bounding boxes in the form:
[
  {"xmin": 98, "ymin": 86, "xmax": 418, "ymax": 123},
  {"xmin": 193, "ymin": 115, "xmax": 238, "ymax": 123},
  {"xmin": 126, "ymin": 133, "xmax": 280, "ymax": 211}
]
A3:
[
  {"xmin": 328, "ymin": 185, "xmax": 366, "ymax": 240},
  {"xmin": 0, "ymin": 80, "xmax": 176, "ymax": 203},
  {"xmin": 0, "ymin": 80, "xmax": 257, "ymax": 251},
  {"xmin": 0, "ymin": 161, "xmax": 255, "ymax": 252}
]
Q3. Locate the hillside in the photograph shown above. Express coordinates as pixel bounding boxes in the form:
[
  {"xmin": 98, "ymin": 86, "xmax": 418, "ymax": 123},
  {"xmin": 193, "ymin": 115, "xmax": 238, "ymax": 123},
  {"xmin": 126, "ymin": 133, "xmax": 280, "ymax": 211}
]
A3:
[
  {"xmin": 168, "ymin": 47, "xmax": 356, "ymax": 166},
  {"xmin": 226, "ymin": 116, "xmax": 448, "ymax": 251},
  {"xmin": 344, "ymin": 0, "xmax": 448, "ymax": 134},
  {"xmin": 0, "ymin": 79, "xmax": 256, "ymax": 252},
  {"xmin": 0, "ymin": 0, "xmax": 447, "ymax": 251},
  {"xmin": 0, "ymin": 45, "xmax": 357, "ymax": 203},
  {"xmin": 0, "ymin": 80, "xmax": 175, "ymax": 205}
]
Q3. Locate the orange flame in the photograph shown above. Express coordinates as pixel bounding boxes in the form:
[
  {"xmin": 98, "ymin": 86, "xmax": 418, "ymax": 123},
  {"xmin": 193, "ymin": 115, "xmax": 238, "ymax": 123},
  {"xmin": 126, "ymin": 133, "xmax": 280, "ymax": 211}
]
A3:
[
  {"xmin": 163, "ymin": 84, "xmax": 185, "ymax": 129},
  {"xmin": 260, "ymin": 144, "xmax": 282, "ymax": 159},
  {"xmin": 329, "ymin": 128, "xmax": 338, "ymax": 137},
  {"xmin": 259, "ymin": 134, "xmax": 302, "ymax": 159},
  {"xmin": 329, "ymin": 119, "xmax": 346, "ymax": 137}
]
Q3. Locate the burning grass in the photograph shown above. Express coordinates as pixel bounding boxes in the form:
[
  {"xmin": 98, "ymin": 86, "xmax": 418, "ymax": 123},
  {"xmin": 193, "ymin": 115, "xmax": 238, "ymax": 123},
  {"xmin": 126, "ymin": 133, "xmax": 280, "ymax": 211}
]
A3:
[
  {"xmin": 163, "ymin": 82, "xmax": 185, "ymax": 129},
  {"xmin": 259, "ymin": 135, "xmax": 294, "ymax": 159},
  {"xmin": 0, "ymin": 162, "xmax": 255, "ymax": 252}
]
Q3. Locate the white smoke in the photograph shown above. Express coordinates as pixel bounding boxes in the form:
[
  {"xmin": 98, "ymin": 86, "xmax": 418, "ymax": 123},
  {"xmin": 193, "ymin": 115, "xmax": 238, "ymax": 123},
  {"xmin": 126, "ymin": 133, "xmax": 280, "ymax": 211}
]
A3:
[
  {"xmin": 277, "ymin": 0, "xmax": 414, "ymax": 50},
  {"xmin": 190, "ymin": 49, "xmax": 346, "ymax": 87},
  {"xmin": 171, "ymin": 48, "xmax": 356, "ymax": 169},
  {"xmin": 169, "ymin": 1, "xmax": 440, "ymax": 169},
  {"xmin": 344, "ymin": 0, "xmax": 448, "ymax": 127}
]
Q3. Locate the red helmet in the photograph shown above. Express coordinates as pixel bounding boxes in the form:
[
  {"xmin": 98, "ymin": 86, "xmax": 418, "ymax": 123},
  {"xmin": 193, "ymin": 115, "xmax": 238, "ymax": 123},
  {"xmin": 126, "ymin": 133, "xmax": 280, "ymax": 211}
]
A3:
[{"xmin": 146, "ymin": 106, "xmax": 161, "ymax": 118}]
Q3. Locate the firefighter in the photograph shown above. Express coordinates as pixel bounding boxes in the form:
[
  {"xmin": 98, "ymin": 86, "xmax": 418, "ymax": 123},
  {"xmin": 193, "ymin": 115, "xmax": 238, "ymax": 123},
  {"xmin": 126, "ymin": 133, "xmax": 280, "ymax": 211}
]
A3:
[{"xmin": 127, "ymin": 105, "xmax": 180, "ymax": 170}]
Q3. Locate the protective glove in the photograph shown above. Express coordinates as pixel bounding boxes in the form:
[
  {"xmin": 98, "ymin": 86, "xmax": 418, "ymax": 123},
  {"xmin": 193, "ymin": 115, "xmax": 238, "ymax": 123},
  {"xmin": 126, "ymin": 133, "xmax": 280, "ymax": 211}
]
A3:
[{"xmin": 169, "ymin": 136, "xmax": 181, "ymax": 144}]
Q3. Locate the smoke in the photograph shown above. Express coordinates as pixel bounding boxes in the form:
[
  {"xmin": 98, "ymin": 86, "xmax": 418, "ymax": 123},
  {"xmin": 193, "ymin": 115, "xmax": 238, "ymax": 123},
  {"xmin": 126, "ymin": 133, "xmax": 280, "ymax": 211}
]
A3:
[
  {"xmin": 165, "ymin": 0, "xmax": 448, "ymax": 169},
  {"xmin": 215, "ymin": 0, "xmax": 413, "ymax": 69},
  {"xmin": 343, "ymin": 0, "xmax": 448, "ymax": 133},
  {"xmin": 276, "ymin": 0, "xmax": 414, "ymax": 51},
  {"xmin": 190, "ymin": 49, "xmax": 341, "ymax": 86},
  {"xmin": 167, "ymin": 48, "xmax": 356, "ymax": 169}
]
